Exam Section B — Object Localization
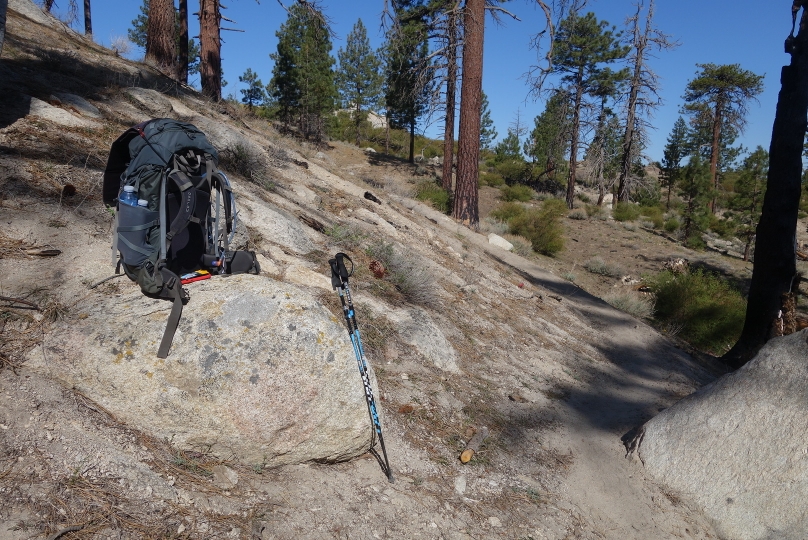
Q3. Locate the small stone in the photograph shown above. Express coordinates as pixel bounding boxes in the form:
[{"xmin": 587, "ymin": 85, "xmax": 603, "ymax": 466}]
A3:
[
  {"xmin": 488, "ymin": 516, "xmax": 502, "ymax": 528},
  {"xmin": 212, "ymin": 465, "xmax": 239, "ymax": 489},
  {"xmin": 401, "ymin": 373, "xmax": 409, "ymax": 381},
  {"xmin": 454, "ymin": 475, "xmax": 467, "ymax": 495},
  {"xmin": 177, "ymin": 524, "xmax": 186, "ymax": 534}
]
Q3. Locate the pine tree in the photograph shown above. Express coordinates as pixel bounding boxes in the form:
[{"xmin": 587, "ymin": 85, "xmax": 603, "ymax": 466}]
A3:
[
  {"xmin": 336, "ymin": 19, "xmax": 383, "ymax": 146},
  {"xmin": 383, "ymin": 19, "xmax": 431, "ymax": 163},
  {"xmin": 270, "ymin": 3, "xmax": 337, "ymax": 140},
  {"xmin": 525, "ymin": 90, "xmax": 571, "ymax": 184},
  {"xmin": 146, "ymin": 0, "xmax": 175, "ymax": 71},
  {"xmin": 479, "ymin": 92, "xmax": 497, "ymax": 150},
  {"xmin": 551, "ymin": 11, "xmax": 630, "ymax": 209},
  {"xmin": 731, "ymin": 147, "xmax": 768, "ymax": 261},
  {"xmin": 683, "ymin": 63, "xmax": 764, "ymax": 213},
  {"xmin": 661, "ymin": 116, "xmax": 689, "ymax": 209},
  {"xmin": 239, "ymin": 68, "xmax": 267, "ymax": 109},
  {"xmin": 129, "ymin": 0, "xmax": 200, "ymax": 78},
  {"xmin": 679, "ymin": 153, "xmax": 712, "ymax": 245},
  {"xmin": 199, "ymin": 0, "xmax": 222, "ymax": 101}
]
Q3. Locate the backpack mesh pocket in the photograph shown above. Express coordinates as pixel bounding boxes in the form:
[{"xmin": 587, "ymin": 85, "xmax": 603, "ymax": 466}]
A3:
[{"xmin": 117, "ymin": 203, "xmax": 159, "ymax": 268}]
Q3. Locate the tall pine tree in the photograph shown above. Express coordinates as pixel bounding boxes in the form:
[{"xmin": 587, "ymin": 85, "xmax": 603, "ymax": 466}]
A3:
[
  {"xmin": 661, "ymin": 116, "xmax": 689, "ymax": 209},
  {"xmin": 270, "ymin": 2, "xmax": 336, "ymax": 140},
  {"xmin": 239, "ymin": 68, "xmax": 267, "ymax": 109},
  {"xmin": 479, "ymin": 92, "xmax": 498, "ymax": 150},
  {"xmin": 551, "ymin": 11, "xmax": 629, "ymax": 209},
  {"xmin": 336, "ymin": 19, "xmax": 383, "ymax": 146}
]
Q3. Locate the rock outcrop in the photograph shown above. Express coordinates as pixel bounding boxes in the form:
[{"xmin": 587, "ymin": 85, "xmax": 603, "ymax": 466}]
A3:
[
  {"xmin": 27, "ymin": 274, "xmax": 378, "ymax": 466},
  {"xmin": 636, "ymin": 330, "xmax": 808, "ymax": 540}
]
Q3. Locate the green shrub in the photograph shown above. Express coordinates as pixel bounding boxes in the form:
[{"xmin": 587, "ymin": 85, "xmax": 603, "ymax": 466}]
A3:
[
  {"xmin": 479, "ymin": 171, "xmax": 505, "ymax": 187},
  {"xmin": 640, "ymin": 206, "xmax": 665, "ymax": 229},
  {"xmin": 685, "ymin": 234, "xmax": 706, "ymax": 250},
  {"xmin": 585, "ymin": 204, "xmax": 603, "ymax": 218},
  {"xmin": 664, "ymin": 217, "xmax": 680, "ymax": 233},
  {"xmin": 576, "ymin": 192, "xmax": 591, "ymax": 203},
  {"xmin": 490, "ymin": 202, "xmax": 527, "ymax": 223},
  {"xmin": 494, "ymin": 159, "xmax": 527, "ymax": 183},
  {"xmin": 613, "ymin": 202, "xmax": 641, "ymax": 222},
  {"xmin": 415, "ymin": 181, "xmax": 451, "ymax": 214},
  {"xmin": 509, "ymin": 199, "xmax": 566, "ymax": 256},
  {"xmin": 583, "ymin": 256, "xmax": 624, "ymax": 278},
  {"xmin": 648, "ymin": 269, "xmax": 746, "ymax": 354},
  {"xmin": 504, "ymin": 234, "xmax": 534, "ymax": 257},
  {"xmin": 324, "ymin": 223, "xmax": 366, "ymax": 248},
  {"xmin": 568, "ymin": 209, "xmax": 587, "ymax": 220},
  {"xmin": 709, "ymin": 214, "xmax": 737, "ymax": 239},
  {"xmin": 501, "ymin": 184, "xmax": 535, "ymax": 202}
]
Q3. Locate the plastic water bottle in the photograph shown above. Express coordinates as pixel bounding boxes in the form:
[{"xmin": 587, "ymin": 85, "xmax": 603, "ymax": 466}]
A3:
[
  {"xmin": 137, "ymin": 199, "xmax": 149, "ymax": 208},
  {"xmin": 119, "ymin": 185, "xmax": 137, "ymax": 207}
]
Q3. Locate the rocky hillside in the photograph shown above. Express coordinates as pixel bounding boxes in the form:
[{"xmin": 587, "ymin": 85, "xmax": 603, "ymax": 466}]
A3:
[{"xmin": 0, "ymin": 1, "xmax": 733, "ymax": 539}]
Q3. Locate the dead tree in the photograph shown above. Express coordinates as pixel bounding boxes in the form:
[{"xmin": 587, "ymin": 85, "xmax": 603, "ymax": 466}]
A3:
[{"xmin": 724, "ymin": 1, "xmax": 808, "ymax": 368}]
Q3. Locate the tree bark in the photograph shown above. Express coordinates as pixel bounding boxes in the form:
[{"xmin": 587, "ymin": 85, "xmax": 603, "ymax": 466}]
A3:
[
  {"xmin": 147, "ymin": 0, "xmax": 176, "ymax": 72},
  {"xmin": 441, "ymin": 6, "xmax": 459, "ymax": 195},
  {"xmin": 617, "ymin": 48, "xmax": 643, "ymax": 203},
  {"xmin": 723, "ymin": 7, "xmax": 808, "ymax": 368},
  {"xmin": 178, "ymin": 0, "xmax": 189, "ymax": 84},
  {"xmin": 452, "ymin": 0, "xmax": 484, "ymax": 228},
  {"xmin": 0, "ymin": 0, "xmax": 7, "ymax": 57},
  {"xmin": 44, "ymin": 0, "xmax": 54, "ymax": 12},
  {"xmin": 708, "ymin": 102, "xmax": 722, "ymax": 213},
  {"xmin": 566, "ymin": 67, "xmax": 584, "ymax": 209},
  {"xmin": 199, "ymin": 0, "xmax": 222, "ymax": 101},
  {"xmin": 409, "ymin": 119, "xmax": 415, "ymax": 164},
  {"xmin": 83, "ymin": 0, "xmax": 91, "ymax": 35}
]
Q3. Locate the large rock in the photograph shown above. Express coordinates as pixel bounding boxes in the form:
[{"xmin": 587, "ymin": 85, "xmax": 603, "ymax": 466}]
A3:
[
  {"xmin": 27, "ymin": 97, "xmax": 100, "ymax": 128},
  {"xmin": 27, "ymin": 275, "xmax": 378, "ymax": 466},
  {"xmin": 124, "ymin": 87, "xmax": 174, "ymax": 117},
  {"xmin": 636, "ymin": 330, "xmax": 808, "ymax": 540}
]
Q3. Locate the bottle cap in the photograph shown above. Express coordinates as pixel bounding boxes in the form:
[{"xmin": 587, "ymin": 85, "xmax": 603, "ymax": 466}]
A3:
[
  {"xmin": 137, "ymin": 199, "xmax": 148, "ymax": 207},
  {"xmin": 123, "ymin": 185, "xmax": 135, "ymax": 192}
]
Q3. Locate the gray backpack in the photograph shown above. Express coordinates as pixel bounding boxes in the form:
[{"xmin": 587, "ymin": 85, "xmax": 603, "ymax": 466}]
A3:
[{"xmin": 103, "ymin": 118, "xmax": 260, "ymax": 357}]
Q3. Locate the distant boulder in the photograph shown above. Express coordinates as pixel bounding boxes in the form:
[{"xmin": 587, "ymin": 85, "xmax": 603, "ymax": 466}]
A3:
[
  {"xmin": 27, "ymin": 275, "xmax": 378, "ymax": 467},
  {"xmin": 635, "ymin": 330, "xmax": 808, "ymax": 540}
]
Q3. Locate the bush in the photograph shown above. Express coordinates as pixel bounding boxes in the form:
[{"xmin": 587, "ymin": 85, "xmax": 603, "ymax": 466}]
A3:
[
  {"xmin": 640, "ymin": 206, "xmax": 665, "ymax": 229},
  {"xmin": 509, "ymin": 199, "xmax": 566, "ymax": 256},
  {"xmin": 504, "ymin": 234, "xmax": 533, "ymax": 257},
  {"xmin": 366, "ymin": 241, "xmax": 440, "ymax": 308},
  {"xmin": 479, "ymin": 171, "xmax": 505, "ymax": 187},
  {"xmin": 613, "ymin": 202, "xmax": 641, "ymax": 222},
  {"xmin": 324, "ymin": 223, "xmax": 366, "ymax": 249},
  {"xmin": 415, "ymin": 181, "xmax": 451, "ymax": 213},
  {"xmin": 709, "ymin": 214, "xmax": 737, "ymax": 239},
  {"xmin": 583, "ymin": 256, "xmax": 624, "ymax": 278},
  {"xmin": 490, "ymin": 202, "xmax": 527, "ymax": 223},
  {"xmin": 585, "ymin": 204, "xmax": 603, "ymax": 218},
  {"xmin": 500, "ymin": 184, "xmax": 535, "ymax": 202},
  {"xmin": 604, "ymin": 291, "xmax": 655, "ymax": 319},
  {"xmin": 568, "ymin": 209, "xmax": 588, "ymax": 220},
  {"xmin": 494, "ymin": 159, "xmax": 527, "ymax": 183},
  {"xmin": 648, "ymin": 269, "xmax": 746, "ymax": 354},
  {"xmin": 576, "ymin": 192, "xmax": 591, "ymax": 203},
  {"xmin": 664, "ymin": 217, "xmax": 680, "ymax": 233}
]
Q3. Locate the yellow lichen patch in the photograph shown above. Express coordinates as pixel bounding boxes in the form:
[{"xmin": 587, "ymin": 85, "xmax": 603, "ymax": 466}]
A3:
[
  {"xmin": 145, "ymin": 372, "xmax": 153, "ymax": 378},
  {"xmin": 78, "ymin": 313, "xmax": 88, "ymax": 320},
  {"xmin": 113, "ymin": 353, "xmax": 124, "ymax": 364},
  {"xmin": 317, "ymin": 332, "xmax": 325, "ymax": 344}
]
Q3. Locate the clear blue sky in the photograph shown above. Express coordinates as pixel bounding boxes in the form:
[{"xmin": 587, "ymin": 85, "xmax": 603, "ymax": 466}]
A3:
[{"xmin": 55, "ymin": 0, "xmax": 790, "ymax": 164}]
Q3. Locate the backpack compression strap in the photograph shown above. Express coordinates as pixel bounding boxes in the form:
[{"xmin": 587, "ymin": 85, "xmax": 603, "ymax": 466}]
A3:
[
  {"xmin": 159, "ymin": 170, "xmax": 198, "ymax": 261},
  {"xmin": 156, "ymin": 268, "xmax": 188, "ymax": 359}
]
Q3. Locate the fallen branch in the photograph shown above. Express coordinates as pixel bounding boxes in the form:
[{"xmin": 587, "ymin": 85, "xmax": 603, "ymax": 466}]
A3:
[
  {"xmin": 0, "ymin": 296, "xmax": 41, "ymax": 310},
  {"xmin": 460, "ymin": 426, "xmax": 489, "ymax": 464}
]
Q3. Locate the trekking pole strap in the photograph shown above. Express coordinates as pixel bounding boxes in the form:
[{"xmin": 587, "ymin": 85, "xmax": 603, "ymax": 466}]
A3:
[{"xmin": 328, "ymin": 252, "xmax": 353, "ymax": 289}]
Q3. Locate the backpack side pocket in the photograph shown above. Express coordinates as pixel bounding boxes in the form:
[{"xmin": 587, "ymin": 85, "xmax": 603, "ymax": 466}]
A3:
[{"xmin": 117, "ymin": 203, "xmax": 159, "ymax": 268}]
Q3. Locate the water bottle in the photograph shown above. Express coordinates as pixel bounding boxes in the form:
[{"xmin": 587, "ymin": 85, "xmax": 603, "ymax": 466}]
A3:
[
  {"xmin": 137, "ymin": 199, "xmax": 149, "ymax": 208},
  {"xmin": 119, "ymin": 185, "xmax": 137, "ymax": 207}
]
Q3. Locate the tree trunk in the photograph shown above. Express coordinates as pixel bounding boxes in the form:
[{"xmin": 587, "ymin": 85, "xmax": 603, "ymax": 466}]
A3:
[
  {"xmin": 453, "ymin": 0, "xmax": 484, "ymax": 227},
  {"xmin": 199, "ymin": 0, "xmax": 222, "ymax": 101},
  {"xmin": 0, "ymin": 0, "xmax": 7, "ymax": 57},
  {"xmin": 147, "ymin": 0, "xmax": 176, "ymax": 72},
  {"xmin": 441, "ymin": 7, "xmax": 459, "ymax": 194},
  {"xmin": 709, "ymin": 102, "xmax": 722, "ymax": 213},
  {"xmin": 355, "ymin": 103, "xmax": 362, "ymax": 147},
  {"xmin": 83, "ymin": 0, "xmax": 91, "ymax": 35},
  {"xmin": 617, "ymin": 50, "xmax": 642, "ymax": 203},
  {"xmin": 566, "ymin": 68, "xmax": 584, "ymax": 209},
  {"xmin": 178, "ymin": 0, "xmax": 189, "ymax": 84},
  {"xmin": 409, "ymin": 119, "xmax": 415, "ymax": 164},
  {"xmin": 723, "ymin": 7, "xmax": 808, "ymax": 368},
  {"xmin": 44, "ymin": 0, "xmax": 54, "ymax": 12}
]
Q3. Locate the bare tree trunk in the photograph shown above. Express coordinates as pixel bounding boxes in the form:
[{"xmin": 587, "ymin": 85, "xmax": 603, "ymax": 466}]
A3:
[
  {"xmin": 178, "ymin": 0, "xmax": 189, "ymax": 84},
  {"xmin": 617, "ymin": 59, "xmax": 641, "ymax": 203},
  {"xmin": 566, "ymin": 68, "xmax": 584, "ymax": 209},
  {"xmin": 452, "ymin": 0, "xmax": 484, "ymax": 228},
  {"xmin": 708, "ymin": 103, "xmax": 722, "ymax": 213},
  {"xmin": 0, "ymin": 0, "xmax": 7, "ymax": 57},
  {"xmin": 147, "ymin": 0, "xmax": 176, "ymax": 73},
  {"xmin": 441, "ymin": 6, "xmax": 459, "ymax": 195},
  {"xmin": 83, "ymin": 0, "xmax": 91, "ymax": 35},
  {"xmin": 723, "ymin": 5, "xmax": 808, "ymax": 368},
  {"xmin": 199, "ymin": 0, "xmax": 222, "ymax": 101},
  {"xmin": 355, "ymin": 102, "xmax": 362, "ymax": 147},
  {"xmin": 409, "ymin": 119, "xmax": 415, "ymax": 164},
  {"xmin": 44, "ymin": 0, "xmax": 54, "ymax": 12}
]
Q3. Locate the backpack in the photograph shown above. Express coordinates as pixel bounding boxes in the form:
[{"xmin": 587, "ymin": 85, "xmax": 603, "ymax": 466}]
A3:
[{"xmin": 103, "ymin": 118, "xmax": 260, "ymax": 358}]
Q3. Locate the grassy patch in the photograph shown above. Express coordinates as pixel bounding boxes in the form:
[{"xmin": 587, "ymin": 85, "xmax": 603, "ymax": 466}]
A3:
[
  {"xmin": 603, "ymin": 291, "xmax": 654, "ymax": 319},
  {"xmin": 500, "ymin": 184, "xmax": 534, "ymax": 202},
  {"xmin": 509, "ymin": 199, "xmax": 566, "ymax": 257},
  {"xmin": 648, "ymin": 269, "xmax": 746, "ymax": 354},
  {"xmin": 415, "ymin": 181, "xmax": 451, "ymax": 213},
  {"xmin": 583, "ymin": 257, "xmax": 624, "ymax": 278},
  {"xmin": 366, "ymin": 241, "xmax": 440, "ymax": 308},
  {"xmin": 613, "ymin": 202, "xmax": 641, "ymax": 222}
]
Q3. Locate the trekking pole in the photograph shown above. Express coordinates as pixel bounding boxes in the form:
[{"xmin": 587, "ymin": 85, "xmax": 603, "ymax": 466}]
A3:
[{"xmin": 329, "ymin": 252, "xmax": 394, "ymax": 483}]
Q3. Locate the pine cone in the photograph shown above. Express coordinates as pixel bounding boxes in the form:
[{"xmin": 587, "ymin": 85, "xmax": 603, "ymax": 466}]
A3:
[{"xmin": 369, "ymin": 260, "xmax": 386, "ymax": 279}]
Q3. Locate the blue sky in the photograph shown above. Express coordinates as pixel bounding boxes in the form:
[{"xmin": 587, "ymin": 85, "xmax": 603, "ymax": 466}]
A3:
[{"xmin": 57, "ymin": 0, "xmax": 789, "ymax": 163}]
